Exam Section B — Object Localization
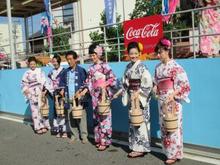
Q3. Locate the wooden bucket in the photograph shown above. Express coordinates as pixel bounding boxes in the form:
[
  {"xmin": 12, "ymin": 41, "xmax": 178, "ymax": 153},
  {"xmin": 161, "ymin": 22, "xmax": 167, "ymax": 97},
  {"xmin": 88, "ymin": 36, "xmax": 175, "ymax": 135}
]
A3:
[
  {"xmin": 97, "ymin": 88, "xmax": 110, "ymax": 115},
  {"xmin": 55, "ymin": 95, "xmax": 65, "ymax": 117},
  {"xmin": 72, "ymin": 98, "xmax": 83, "ymax": 119},
  {"xmin": 163, "ymin": 101, "xmax": 178, "ymax": 132},
  {"xmin": 40, "ymin": 95, "xmax": 49, "ymax": 117},
  {"xmin": 130, "ymin": 93, "xmax": 143, "ymax": 126}
]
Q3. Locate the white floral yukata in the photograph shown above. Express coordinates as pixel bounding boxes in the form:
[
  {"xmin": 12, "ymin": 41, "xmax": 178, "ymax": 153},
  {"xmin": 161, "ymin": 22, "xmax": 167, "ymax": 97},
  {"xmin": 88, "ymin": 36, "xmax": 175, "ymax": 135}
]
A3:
[
  {"xmin": 122, "ymin": 60, "xmax": 153, "ymax": 153},
  {"xmin": 154, "ymin": 59, "xmax": 190, "ymax": 160},
  {"xmin": 21, "ymin": 68, "xmax": 50, "ymax": 131}
]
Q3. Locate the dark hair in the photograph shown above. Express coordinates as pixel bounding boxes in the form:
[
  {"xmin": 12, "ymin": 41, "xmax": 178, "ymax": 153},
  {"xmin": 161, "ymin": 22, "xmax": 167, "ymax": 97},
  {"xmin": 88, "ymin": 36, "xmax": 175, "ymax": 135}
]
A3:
[
  {"xmin": 88, "ymin": 43, "xmax": 99, "ymax": 55},
  {"xmin": 127, "ymin": 42, "xmax": 140, "ymax": 53},
  {"xmin": 28, "ymin": 56, "xmax": 37, "ymax": 63},
  {"xmin": 155, "ymin": 38, "xmax": 172, "ymax": 58},
  {"xmin": 52, "ymin": 54, "xmax": 61, "ymax": 64},
  {"xmin": 65, "ymin": 50, "xmax": 78, "ymax": 59}
]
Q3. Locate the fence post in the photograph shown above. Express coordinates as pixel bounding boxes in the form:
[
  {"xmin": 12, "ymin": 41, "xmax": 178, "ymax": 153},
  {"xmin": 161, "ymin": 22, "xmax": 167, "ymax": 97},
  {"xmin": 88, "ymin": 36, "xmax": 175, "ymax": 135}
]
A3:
[
  {"xmin": 6, "ymin": 0, "xmax": 16, "ymax": 69},
  {"xmin": 192, "ymin": 11, "xmax": 196, "ymax": 58},
  {"xmin": 171, "ymin": 31, "xmax": 174, "ymax": 59},
  {"xmin": 103, "ymin": 26, "xmax": 108, "ymax": 62},
  {"xmin": 117, "ymin": 24, "xmax": 121, "ymax": 62}
]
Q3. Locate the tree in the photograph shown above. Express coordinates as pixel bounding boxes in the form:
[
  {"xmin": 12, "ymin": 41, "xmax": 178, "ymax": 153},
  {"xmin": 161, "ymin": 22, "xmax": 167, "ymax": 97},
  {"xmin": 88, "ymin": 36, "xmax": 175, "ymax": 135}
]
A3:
[
  {"xmin": 52, "ymin": 26, "xmax": 71, "ymax": 53},
  {"xmin": 89, "ymin": 0, "xmax": 195, "ymax": 61},
  {"xmin": 89, "ymin": 11, "xmax": 124, "ymax": 62},
  {"xmin": 129, "ymin": 0, "xmax": 162, "ymax": 19},
  {"xmin": 130, "ymin": 0, "xmax": 193, "ymax": 38}
]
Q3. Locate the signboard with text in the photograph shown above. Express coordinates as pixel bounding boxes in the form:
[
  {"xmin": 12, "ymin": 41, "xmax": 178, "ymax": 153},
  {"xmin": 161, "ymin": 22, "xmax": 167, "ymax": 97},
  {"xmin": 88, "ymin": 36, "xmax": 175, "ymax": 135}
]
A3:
[{"xmin": 124, "ymin": 15, "xmax": 163, "ymax": 54}]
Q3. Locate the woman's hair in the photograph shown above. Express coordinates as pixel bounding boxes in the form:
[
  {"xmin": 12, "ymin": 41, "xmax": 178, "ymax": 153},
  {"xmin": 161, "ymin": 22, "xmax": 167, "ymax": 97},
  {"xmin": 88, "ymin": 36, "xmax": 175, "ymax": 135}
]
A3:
[
  {"xmin": 127, "ymin": 42, "xmax": 140, "ymax": 53},
  {"xmin": 155, "ymin": 38, "xmax": 172, "ymax": 58},
  {"xmin": 52, "ymin": 54, "xmax": 61, "ymax": 64},
  {"xmin": 88, "ymin": 43, "xmax": 104, "ymax": 56},
  {"xmin": 27, "ymin": 56, "xmax": 37, "ymax": 63},
  {"xmin": 65, "ymin": 50, "xmax": 78, "ymax": 59}
]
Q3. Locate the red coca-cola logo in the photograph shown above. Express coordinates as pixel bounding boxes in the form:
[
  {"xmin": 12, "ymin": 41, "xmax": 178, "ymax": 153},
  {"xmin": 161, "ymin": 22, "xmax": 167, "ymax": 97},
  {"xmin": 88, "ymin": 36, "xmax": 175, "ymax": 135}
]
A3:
[
  {"xmin": 124, "ymin": 15, "xmax": 163, "ymax": 54},
  {"xmin": 126, "ymin": 23, "xmax": 160, "ymax": 40}
]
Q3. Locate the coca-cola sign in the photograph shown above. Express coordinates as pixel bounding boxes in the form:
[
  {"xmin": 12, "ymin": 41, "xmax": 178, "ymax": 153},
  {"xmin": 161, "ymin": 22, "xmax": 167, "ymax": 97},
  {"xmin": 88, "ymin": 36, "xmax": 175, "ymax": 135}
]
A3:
[{"xmin": 124, "ymin": 15, "xmax": 163, "ymax": 54}]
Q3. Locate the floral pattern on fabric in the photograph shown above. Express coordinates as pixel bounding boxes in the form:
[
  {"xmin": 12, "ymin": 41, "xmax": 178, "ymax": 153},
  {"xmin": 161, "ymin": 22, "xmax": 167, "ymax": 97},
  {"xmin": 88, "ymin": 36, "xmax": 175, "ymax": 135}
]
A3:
[
  {"xmin": 154, "ymin": 60, "xmax": 190, "ymax": 159},
  {"xmin": 199, "ymin": 1, "xmax": 220, "ymax": 56},
  {"xmin": 122, "ymin": 60, "xmax": 152, "ymax": 152},
  {"xmin": 21, "ymin": 68, "xmax": 50, "ymax": 131},
  {"xmin": 83, "ymin": 62, "xmax": 117, "ymax": 146}
]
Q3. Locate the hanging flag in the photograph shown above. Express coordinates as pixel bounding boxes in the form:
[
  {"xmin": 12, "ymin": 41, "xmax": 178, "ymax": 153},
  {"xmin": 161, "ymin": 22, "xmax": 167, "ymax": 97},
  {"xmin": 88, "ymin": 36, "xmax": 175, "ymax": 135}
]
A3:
[
  {"xmin": 43, "ymin": 0, "xmax": 52, "ymax": 26},
  {"xmin": 43, "ymin": 0, "xmax": 53, "ymax": 46},
  {"xmin": 162, "ymin": 0, "xmax": 169, "ymax": 15},
  {"xmin": 104, "ymin": 0, "xmax": 116, "ymax": 25},
  {"xmin": 41, "ymin": 16, "xmax": 49, "ymax": 35},
  {"xmin": 162, "ymin": 0, "xmax": 179, "ymax": 23}
]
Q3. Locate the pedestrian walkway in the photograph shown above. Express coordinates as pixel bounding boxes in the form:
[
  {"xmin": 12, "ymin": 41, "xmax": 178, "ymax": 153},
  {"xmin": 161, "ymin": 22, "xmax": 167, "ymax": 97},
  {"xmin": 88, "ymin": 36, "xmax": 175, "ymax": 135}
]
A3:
[{"xmin": 0, "ymin": 119, "xmax": 215, "ymax": 165}]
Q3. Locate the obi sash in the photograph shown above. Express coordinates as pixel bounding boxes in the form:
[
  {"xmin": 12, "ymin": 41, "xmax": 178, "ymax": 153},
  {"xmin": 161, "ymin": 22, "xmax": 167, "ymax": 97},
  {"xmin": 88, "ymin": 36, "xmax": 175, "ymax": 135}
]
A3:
[
  {"xmin": 129, "ymin": 79, "xmax": 141, "ymax": 90},
  {"xmin": 93, "ymin": 78, "xmax": 106, "ymax": 89},
  {"xmin": 28, "ymin": 81, "xmax": 41, "ymax": 88},
  {"xmin": 157, "ymin": 77, "xmax": 174, "ymax": 92}
]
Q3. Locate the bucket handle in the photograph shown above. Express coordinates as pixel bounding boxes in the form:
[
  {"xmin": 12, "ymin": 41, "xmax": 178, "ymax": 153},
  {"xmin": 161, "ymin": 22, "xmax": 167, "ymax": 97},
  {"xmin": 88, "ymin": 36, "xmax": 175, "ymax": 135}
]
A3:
[
  {"xmin": 41, "ymin": 95, "xmax": 48, "ymax": 108},
  {"xmin": 72, "ymin": 95, "xmax": 80, "ymax": 108},
  {"xmin": 101, "ymin": 87, "xmax": 107, "ymax": 103},
  {"xmin": 55, "ymin": 95, "xmax": 64, "ymax": 109},
  {"xmin": 131, "ymin": 93, "xmax": 140, "ymax": 111},
  {"xmin": 163, "ymin": 100, "xmax": 176, "ymax": 115}
]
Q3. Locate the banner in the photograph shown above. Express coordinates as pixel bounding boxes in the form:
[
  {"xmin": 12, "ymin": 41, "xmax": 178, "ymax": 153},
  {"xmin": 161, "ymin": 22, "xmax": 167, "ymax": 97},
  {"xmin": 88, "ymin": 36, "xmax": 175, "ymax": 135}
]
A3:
[
  {"xmin": 123, "ymin": 15, "xmax": 163, "ymax": 54},
  {"xmin": 43, "ymin": 0, "xmax": 52, "ymax": 26},
  {"xmin": 104, "ymin": 0, "xmax": 116, "ymax": 25},
  {"xmin": 43, "ymin": 0, "xmax": 52, "ymax": 46},
  {"xmin": 162, "ymin": 0, "xmax": 180, "ymax": 23}
]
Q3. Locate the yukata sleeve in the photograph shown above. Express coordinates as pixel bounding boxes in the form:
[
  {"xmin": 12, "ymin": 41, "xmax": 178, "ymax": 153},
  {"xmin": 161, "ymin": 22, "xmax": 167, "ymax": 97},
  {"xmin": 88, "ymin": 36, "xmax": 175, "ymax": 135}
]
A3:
[
  {"xmin": 45, "ymin": 71, "xmax": 53, "ymax": 94},
  {"xmin": 59, "ymin": 71, "xmax": 66, "ymax": 90},
  {"xmin": 105, "ymin": 64, "xmax": 117, "ymax": 88},
  {"xmin": 120, "ymin": 66, "xmax": 130, "ymax": 106},
  {"xmin": 81, "ymin": 68, "xmax": 88, "ymax": 83},
  {"xmin": 121, "ymin": 65, "xmax": 129, "ymax": 91},
  {"xmin": 41, "ymin": 71, "xmax": 49, "ymax": 91},
  {"xmin": 172, "ymin": 66, "xmax": 191, "ymax": 103},
  {"xmin": 139, "ymin": 65, "xmax": 153, "ymax": 98},
  {"xmin": 21, "ymin": 72, "xmax": 29, "ymax": 93},
  {"xmin": 81, "ymin": 67, "xmax": 92, "ymax": 93}
]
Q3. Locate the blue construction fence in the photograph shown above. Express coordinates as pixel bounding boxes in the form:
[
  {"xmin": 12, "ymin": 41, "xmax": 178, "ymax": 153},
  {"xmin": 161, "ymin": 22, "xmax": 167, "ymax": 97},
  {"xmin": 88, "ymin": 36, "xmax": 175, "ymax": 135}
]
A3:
[{"xmin": 0, "ymin": 58, "xmax": 220, "ymax": 149}]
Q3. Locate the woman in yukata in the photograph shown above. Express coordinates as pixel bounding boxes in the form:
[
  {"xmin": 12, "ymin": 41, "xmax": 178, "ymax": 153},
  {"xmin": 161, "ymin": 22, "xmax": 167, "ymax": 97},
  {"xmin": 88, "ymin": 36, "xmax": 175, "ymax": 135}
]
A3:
[
  {"xmin": 153, "ymin": 38, "xmax": 190, "ymax": 164},
  {"xmin": 47, "ymin": 54, "xmax": 67, "ymax": 138},
  {"xmin": 77, "ymin": 43, "xmax": 117, "ymax": 151},
  {"xmin": 21, "ymin": 56, "xmax": 50, "ymax": 134},
  {"xmin": 115, "ymin": 42, "xmax": 153, "ymax": 158}
]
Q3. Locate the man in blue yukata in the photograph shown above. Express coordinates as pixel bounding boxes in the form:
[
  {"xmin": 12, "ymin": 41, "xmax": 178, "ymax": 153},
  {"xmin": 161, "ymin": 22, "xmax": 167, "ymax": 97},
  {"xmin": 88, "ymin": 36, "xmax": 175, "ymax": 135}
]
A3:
[{"xmin": 59, "ymin": 51, "xmax": 88, "ymax": 144}]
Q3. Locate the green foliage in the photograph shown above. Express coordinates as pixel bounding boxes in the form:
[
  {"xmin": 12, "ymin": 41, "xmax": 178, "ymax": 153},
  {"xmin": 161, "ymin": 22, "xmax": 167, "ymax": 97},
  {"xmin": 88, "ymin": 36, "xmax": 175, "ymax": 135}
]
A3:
[
  {"xmin": 52, "ymin": 27, "xmax": 71, "ymax": 53},
  {"xmin": 89, "ymin": 11, "xmax": 124, "ymax": 62},
  {"xmin": 129, "ymin": 0, "xmax": 195, "ymax": 39},
  {"xmin": 89, "ymin": 0, "xmax": 196, "ymax": 60},
  {"xmin": 129, "ymin": 0, "xmax": 162, "ymax": 19}
]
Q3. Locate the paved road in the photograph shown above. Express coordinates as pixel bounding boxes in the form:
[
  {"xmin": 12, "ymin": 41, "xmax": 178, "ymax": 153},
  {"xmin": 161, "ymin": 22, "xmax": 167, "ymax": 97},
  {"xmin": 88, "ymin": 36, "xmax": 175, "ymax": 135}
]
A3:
[{"xmin": 0, "ymin": 119, "xmax": 213, "ymax": 165}]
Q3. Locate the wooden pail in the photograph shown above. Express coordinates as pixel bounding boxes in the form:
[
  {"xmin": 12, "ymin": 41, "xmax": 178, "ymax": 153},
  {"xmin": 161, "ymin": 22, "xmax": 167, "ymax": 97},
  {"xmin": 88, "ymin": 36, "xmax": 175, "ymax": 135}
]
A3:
[
  {"xmin": 130, "ymin": 93, "xmax": 144, "ymax": 126},
  {"xmin": 97, "ymin": 88, "xmax": 110, "ymax": 115},
  {"xmin": 40, "ymin": 95, "xmax": 49, "ymax": 117},
  {"xmin": 72, "ymin": 98, "xmax": 83, "ymax": 119},
  {"xmin": 55, "ymin": 95, "xmax": 65, "ymax": 117},
  {"xmin": 163, "ymin": 101, "xmax": 178, "ymax": 132}
]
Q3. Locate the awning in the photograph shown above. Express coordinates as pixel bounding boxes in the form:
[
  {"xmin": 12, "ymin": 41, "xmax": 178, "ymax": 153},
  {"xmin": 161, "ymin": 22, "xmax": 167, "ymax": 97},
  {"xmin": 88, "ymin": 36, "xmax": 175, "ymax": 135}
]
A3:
[{"xmin": 0, "ymin": 0, "xmax": 78, "ymax": 17}]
